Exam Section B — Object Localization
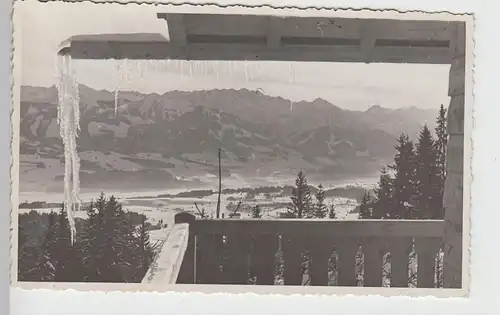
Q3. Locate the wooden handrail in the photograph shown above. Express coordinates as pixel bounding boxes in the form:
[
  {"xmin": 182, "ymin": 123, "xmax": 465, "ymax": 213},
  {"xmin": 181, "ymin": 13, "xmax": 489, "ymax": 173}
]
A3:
[
  {"xmin": 141, "ymin": 223, "xmax": 190, "ymax": 285},
  {"xmin": 192, "ymin": 218, "xmax": 444, "ymax": 238}
]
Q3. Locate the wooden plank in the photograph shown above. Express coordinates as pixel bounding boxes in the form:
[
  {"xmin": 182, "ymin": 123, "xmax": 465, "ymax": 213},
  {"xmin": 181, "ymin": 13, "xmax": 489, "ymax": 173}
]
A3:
[
  {"xmin": 360, "ymin": 20, "xmax": 376, "ymax": 61},
  {"xmin": 335, "ymin": 237, "xmax": 358, "ymax": 286},
  {"xmin": 192, "ymin": 219, "xmax": 445, "ymax": 238},
  {"xmin": 415, "ymin": 237, "xmax": 442, "ymax": 288},
  {"xmin": 172, "ymin": 14, "xmax": 454, "ymax": 41},
  {"xmin": 279, "ymin": 17, "xmax": 363, "ymax": 39},
  {"xmin": 253, "ymin": 234, "xmax": 278, "ymax": 285},
  {"xmin": 65, "ymin": 38, "xmax": 452, "ymax": 64},
  {"xmin": 388, "ymin": 237, "xmax": 413, "ymax": 287},
  {"xmin": 283, "ymin": 235, "xmax": 303, "ymax": 286},
  {"xmin": 446, "ymin": 134, "xmax": 464, "ymax": 174},
  {"xmin": 362, "ymin": 237, "xmax": 385, "ymax": 287},
  {"xmin": 176, "ymin": 13, "xmax": 269, "ymax": 36},
  {"xmin": 449, "ymin": 55, "xmax": 466, "ymax": 97},
  {"xmin": 308, "ymin": 237, "xmax": 331, "ymax": 286},
  {"xmin": 223, "ymin": 233, "xmax": 250, "ymax": 285},
  {"xmin": 196, "ymin": 233, "xmax": 224, "ymax": 284},
  {"xmin": 369, "ymin": 19, "xmax": 454, "ymax": 41},
  {"xmin": 267, "ymin": 17, "xmax": 282, "ymax": 49},
  {"xmin": 370, "ymin": 46, "xmax": 452, "ymax": 64}
]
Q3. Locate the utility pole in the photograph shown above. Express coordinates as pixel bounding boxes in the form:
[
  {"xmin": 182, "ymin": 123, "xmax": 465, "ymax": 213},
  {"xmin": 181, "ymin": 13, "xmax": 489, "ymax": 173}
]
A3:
[{"xmin": 216, "ymin": 148, "xmax": 222, "ymax": 219}]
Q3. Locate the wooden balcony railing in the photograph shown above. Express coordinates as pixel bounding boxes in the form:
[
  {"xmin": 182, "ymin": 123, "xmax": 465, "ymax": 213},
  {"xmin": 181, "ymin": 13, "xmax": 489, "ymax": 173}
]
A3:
[{"xmin": 143, "ymin": 212, "xmax": 445, "ymax": 288}]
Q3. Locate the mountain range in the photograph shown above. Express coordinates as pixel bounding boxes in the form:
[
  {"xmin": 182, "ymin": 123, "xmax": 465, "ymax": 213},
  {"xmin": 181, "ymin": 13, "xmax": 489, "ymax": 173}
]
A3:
[{"xmin": 19, "ymin": 85, "xmax": 438, "ymax": 193}]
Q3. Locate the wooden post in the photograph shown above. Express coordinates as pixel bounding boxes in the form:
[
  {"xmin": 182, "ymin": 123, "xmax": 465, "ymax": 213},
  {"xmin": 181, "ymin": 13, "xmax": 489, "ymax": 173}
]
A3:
[
  {"xmin": 442, "ymin": 21, "xmax": 466, "ymax": 289},
  {"xmin": 216, "ymin": 148, "xmax": 222, "ymax": 219},
  {"xmin": 175, "ymin": 212, "xmax": 196, "ymax": 284}
]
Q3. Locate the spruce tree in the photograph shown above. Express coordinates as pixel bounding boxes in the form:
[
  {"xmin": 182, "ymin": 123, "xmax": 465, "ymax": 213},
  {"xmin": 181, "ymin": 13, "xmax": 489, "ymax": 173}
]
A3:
[
  {"xmin": 358, "ymin": 191, "xmax": 372, "ymax": 219},
  {"xmin": 434, "ymin": 104, "xmax": 448, "ymax": 217},
  {"xmin": 328, "ymin": 202, "xmax": 337, "ymax": 219},
  {"xmin": 92, "ymin": 192, "xmax": 108, "ymax": 281},
  {"xmin": 372, "ymin": 168, "xmax": 393, "ymax": 219},
  {"xmin": 80, "ymin": 200, "xmax": 100, "ymax": 281},
  {"xmin": 134, "ymin": 215, "xmax": 154, "ymax": 281},
  {"xmin": 17, "ymin": 224, "xmax": 32, "ymax": 281},
  {"xmin": 54, "ymin": 204, "xmax": 73, "ymax": 281},
  {"xmin": 314, "ymin": 184, "xmax": 328, "ymax": 218},
  {"xmin": 106, "ymin": 195, "xmax": 133, "ymax": 282},
  {"xmin": 388, "ymin": 133, "xmax": 416, "ymax": 219},
  {"xmin": 252, "ymin": 205, "xmax": 262, "ymax": 218},
  {"xmin": 286, "ymin": 171, "xmax": 313, "ymax": 218},
  {"xmin": 38, "ymin": 210, "xmax": 58, "ymax": 281},
  {"xmin": 415, "ymin": 125, "xmax": 441, "ymax": 219}
]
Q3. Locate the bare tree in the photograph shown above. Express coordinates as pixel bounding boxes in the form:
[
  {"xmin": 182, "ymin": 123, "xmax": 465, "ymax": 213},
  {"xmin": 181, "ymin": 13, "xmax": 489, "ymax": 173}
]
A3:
[{"xmin": 194, "ymin": 202, "xmax": 209, "ymax": 219}]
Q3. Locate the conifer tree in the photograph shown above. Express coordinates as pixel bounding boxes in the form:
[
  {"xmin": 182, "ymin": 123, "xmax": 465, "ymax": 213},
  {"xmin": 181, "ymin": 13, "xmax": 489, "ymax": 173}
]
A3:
[
  {"xmin": 372, "ymin": 168, "xmax": 393, "ymax": 219},
  {"xmin": 328, "ymin": 202, "xmax": 337, "ymax": 219},
  {"xmin": 434, "ymin": 104, "xmax": 448, "ymax": 217},
  {"xmin": 107, "ymin": 195, "xmax": 134, "ymax": 282},
  {"xmin": 252, "ymin": 205, "xmax": 262, "ymax": 218},
  {"xmin": 38, "ymin": 210, "xmax": 58, "ymax": 281},
  {"xmin": 54, "ymin": 204, "xmax": 73, "ymax": 281},
  {"xmin": 17, "ymin": 224, "xmax": 34, "ymax": 281},
  {"xmin": 92, "ymin": 192, "xmax": 108, "ymax": 280},
  {"xmin": 358, "ymin": 191, "xmax": 372, "ymax": 219},
  {"xmin": 18, "ymin": 192, "xmax": 158, "ymax": 283},
  {"xmin": 388, "ymin": 133, "xmax": 416, "ymax": 219},
  {"xmin": 286, "ymin": 171, "xmax": 313, "ymax": 218},
  {"xmin": 314, "ymin": 184, "xmax": 328, "ymax": 218},
  {"xmin": 134, "ymin": 215, "xmax": 154, "ymax": 281},
  {"xmin": 80, "ymin": 200, "xmax": 100, "ymax": 281},
  {"xmin": 415, "ymin": 125, "xmax": 441, "ymax": 219}
]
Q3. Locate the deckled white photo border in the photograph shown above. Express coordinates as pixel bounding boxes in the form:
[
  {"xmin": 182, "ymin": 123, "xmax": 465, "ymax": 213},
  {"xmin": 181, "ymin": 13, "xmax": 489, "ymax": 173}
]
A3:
[
  {"xmin": 10, "ymin": 0, "xmax": 473, "ymax": 298},
  {"xmin": 4, "ymin": 0, "xmax": 498, "ymax": 314}
]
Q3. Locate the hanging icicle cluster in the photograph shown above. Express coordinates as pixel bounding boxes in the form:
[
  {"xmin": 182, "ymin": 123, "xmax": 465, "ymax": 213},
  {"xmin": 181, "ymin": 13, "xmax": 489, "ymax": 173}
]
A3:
[{"xmin": 56, "ymin": 53, "xmax": 81, "ymax": 244}]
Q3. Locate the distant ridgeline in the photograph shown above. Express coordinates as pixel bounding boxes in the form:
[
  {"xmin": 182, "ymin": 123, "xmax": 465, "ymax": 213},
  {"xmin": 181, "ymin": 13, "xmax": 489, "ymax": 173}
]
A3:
[
  {"xmin": 130, "ymin": 185, "xmax": 370, "ymax": 202},
  {"xmin": 19, "ymin": 201, "xmax": 65, "ymax": 209}
]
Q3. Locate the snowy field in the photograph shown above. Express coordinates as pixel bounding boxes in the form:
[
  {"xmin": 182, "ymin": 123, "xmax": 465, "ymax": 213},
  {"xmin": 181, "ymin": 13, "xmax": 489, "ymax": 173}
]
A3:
[{"xmin": 18, "ymin": 190, "xmax": 361, "ymax": 233}]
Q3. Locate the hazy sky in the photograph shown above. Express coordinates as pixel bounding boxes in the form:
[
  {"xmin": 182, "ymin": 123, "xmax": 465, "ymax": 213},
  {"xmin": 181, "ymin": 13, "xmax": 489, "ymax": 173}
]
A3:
[{"xmin": 17, "ymin": 1, "xmax": 451, "ymax": 110}]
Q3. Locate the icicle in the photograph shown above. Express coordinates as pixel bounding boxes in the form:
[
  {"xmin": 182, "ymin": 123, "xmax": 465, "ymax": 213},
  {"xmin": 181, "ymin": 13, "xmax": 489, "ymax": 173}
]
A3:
[
  {"xmin": 114, "ymin": 60, "xmax": 121, "ymax": 116},
  {"xmin": 288, "ymin": 63, "xmax": 295, "ymax": 85},
  {"xmin": 290, "ymin": 100, "xmax": 293, "ymax": 111},
  {"xmin": 56, "ymin": 53, "xmax": 82, "ymax": 244},
  {"xmin": 139, "ymin": 60, "xmax": 146, "ymax": 83},
  {"xmin": 215, "ymin": 61, "xmax": 219, "ymax": 80},
  {"xmin": 244, "ymin": 61, "xmax": 249, "ymax": 83}
]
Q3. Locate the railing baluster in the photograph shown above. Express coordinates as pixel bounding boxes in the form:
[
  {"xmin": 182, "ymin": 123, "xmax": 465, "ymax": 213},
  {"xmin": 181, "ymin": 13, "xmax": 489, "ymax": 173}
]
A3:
[
  {"xmin": 415, "ymin": 237, "xmax": 442, "ymax": 288},
  {"xmin": 283, "ymin": 235, "xmax": 303, "ymax": 285},
  {"xmin": 362, "ymin": 237, "xmax": 385, "ymax": 287},
  {"xmin": 334, "ymin": 237, "xmax": 358, "ymax": 286},
  {"xmin": 254, "ymin": 234, "xmax": 278, "ymax": 285},
  {"xmin": 197, "ymin": 233, "xmax": 224, "ymax": 284},
  {"xmin": 388, "ymin": 237, "xmax": 413, "ymax": 287},
  {"xmin": 224, "ymin": 233, "xmax": 250, "ymax": 284},
  {"xmin": 167, "ymin": 216, "xmax": 445, "ymax": 286},
  {"xmin": 308, "ymin": 236, "xmax": 331, "ymax": 286}
]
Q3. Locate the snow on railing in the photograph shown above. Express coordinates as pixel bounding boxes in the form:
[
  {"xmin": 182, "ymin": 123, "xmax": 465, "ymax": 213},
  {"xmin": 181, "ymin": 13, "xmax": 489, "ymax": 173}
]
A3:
[{"xmin": 142, "ymin": 223, "xmax": 191, "ymax": 285}]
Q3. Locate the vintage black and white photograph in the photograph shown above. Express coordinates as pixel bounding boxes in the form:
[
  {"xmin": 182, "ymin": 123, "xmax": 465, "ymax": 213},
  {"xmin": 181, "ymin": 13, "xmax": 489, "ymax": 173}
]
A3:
[{"xmin": 11, "ymin": 2, "xmax": 472, "ymax": 295}]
